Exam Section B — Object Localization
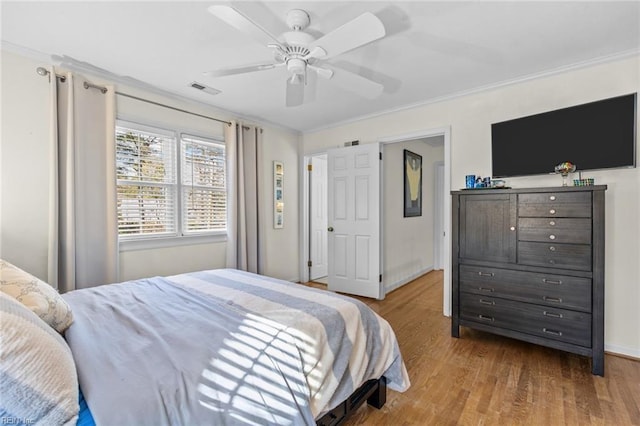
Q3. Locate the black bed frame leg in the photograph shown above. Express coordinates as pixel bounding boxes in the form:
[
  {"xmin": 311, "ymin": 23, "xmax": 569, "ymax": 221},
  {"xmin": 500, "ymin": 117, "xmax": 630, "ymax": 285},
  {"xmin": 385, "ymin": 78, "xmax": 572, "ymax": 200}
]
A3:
[{"xmin": 367, "ymin": 376, "xmax": 387, "ymax": 409}]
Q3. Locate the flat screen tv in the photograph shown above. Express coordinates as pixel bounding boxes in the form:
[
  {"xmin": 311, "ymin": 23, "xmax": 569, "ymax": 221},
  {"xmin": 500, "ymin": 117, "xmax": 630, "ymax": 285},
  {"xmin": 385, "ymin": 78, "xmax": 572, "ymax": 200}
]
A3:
[{"xmin": 491, "ymin": 93, "xmax": 637, "ymax": 178}]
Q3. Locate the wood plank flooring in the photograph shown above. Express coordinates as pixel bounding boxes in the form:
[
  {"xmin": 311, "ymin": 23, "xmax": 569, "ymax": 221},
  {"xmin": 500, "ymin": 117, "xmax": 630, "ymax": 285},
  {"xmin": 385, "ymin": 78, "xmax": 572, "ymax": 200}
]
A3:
[{"xmin": 307, "ymin": 270, "xmax": 640, "ymax": 425}]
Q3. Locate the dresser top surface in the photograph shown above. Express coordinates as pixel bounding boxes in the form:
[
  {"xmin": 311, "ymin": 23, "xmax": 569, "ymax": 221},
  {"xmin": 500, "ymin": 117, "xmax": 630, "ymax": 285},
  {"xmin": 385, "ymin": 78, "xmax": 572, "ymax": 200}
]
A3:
[{"xmin": 452, "ymin": 185, "xmax": 607, "ymax": 195}]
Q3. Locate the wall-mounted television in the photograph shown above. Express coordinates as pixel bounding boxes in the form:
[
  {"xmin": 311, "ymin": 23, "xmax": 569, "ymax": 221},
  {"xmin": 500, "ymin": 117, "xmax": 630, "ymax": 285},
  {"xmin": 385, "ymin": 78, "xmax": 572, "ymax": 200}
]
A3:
[{"xmin": 491, "ymin": 93, "xmax": 637, "ymax": 178}]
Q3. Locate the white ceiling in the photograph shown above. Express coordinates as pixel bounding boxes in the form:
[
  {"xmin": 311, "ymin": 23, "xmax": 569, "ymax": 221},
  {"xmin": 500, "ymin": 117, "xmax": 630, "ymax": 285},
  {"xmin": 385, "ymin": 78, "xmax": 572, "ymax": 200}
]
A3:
[{"xmin": 2, "ymin": 1, "xmax": 639, "ymax": 132}]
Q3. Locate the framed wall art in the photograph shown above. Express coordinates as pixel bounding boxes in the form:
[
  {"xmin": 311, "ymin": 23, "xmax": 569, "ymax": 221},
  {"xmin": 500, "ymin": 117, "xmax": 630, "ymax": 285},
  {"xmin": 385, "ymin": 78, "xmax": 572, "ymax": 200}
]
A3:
[
  {"xmin": 403, "ymin": 149, "xmax": 422, "ymax": 217},
  {"xmin": 273, "ymin": 161, "xmax": 284, "ymax": 228}
]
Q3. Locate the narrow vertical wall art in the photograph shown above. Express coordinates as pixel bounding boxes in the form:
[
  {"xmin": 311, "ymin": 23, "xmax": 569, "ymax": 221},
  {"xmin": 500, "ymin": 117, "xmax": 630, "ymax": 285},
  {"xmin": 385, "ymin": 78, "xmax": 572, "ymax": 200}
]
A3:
[{"xmin": 274, "ymin": 161, "xmax": 284, "ymax": 228}]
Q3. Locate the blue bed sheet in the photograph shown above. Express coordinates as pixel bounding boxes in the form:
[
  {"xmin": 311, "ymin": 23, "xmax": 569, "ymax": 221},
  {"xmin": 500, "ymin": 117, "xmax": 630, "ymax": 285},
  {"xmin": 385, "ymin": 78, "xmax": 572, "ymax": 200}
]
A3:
[{"xmin": 76, "ymin": 388, "xmax": 95, "ymax": 426}]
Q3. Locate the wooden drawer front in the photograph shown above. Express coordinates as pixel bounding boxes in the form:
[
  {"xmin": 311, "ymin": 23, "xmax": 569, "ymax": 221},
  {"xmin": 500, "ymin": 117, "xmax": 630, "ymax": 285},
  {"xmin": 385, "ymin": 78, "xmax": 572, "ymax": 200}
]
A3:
[
  {"xmin": 518, "ymin": 242, "xmax": 591, "ymax": 271},
  {"xmin": 518, "ymin": 203, "xmax": 591, "ymax": 218},
  {"xmin": 460, "ymin": 294, "xmax": 592, "ymax": 347},
  {"xmin": 459, "ymin": 265, "xmax": 592, "ymax": 312},
  {"xmin": 518, "ymin": 192, "xmax": 591, "ymax": 205},
  {"xmin": 519, "ymin": 218, "xmax": 591, "ymax": 244}
]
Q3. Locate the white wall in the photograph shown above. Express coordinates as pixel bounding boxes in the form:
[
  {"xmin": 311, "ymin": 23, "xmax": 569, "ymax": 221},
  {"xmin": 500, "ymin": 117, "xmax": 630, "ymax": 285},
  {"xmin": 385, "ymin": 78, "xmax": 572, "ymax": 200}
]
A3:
[
  {"xmin": 302, "ymin": 56, "xmax": 640, "ymax": 358},
  {"xmin": 1, "ymin": 49, "xmax": 301, "ymax": 285},
  {"xmin": 259, "ymin": 126, "xmax": 301, "ymax": 282},
  {"xmin": 383, "ymin": 139, "xmax": 444, "ymax": 292},
  {"xmin": 0, "ymin": 50, "xmax": 51, "ymax": 279}
]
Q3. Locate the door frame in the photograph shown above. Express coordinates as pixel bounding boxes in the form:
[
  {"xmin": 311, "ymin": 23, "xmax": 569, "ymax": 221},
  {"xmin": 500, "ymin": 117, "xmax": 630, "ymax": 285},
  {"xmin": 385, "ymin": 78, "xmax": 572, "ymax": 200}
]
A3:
[
  {"xmin": 299, "ymin": 126, "xmax": 452, "ymax": 318},
  {"xmin": 378, "ymin": 126, "xmax": 452, "ymax": 317},
  {"xmin": 309, "ymin": 153, "xmax": 328, "ymax": 280},
  {"xmin": 300, "ymin": 150, "xmax": 328, "ymax": 284},
  {"xmin": 434, "ymin": 161, "xmax": 445, "ymax": 270}
]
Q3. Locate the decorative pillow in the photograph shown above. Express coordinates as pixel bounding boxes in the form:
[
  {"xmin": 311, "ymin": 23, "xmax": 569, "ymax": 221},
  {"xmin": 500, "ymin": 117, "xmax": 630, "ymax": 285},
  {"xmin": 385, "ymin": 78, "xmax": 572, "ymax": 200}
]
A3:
[
  {"xmin": 0, "ymin": 292, "xmax": 79, "ymax": 425},
  {"xmin": 0, "ymin": 259, "xmax": 73, "ymax": 333}
]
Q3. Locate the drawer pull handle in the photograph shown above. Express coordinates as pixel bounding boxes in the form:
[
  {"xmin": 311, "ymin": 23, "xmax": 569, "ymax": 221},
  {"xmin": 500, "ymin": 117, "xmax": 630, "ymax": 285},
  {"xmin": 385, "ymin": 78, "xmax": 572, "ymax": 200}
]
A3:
[
  {"xmin": 543, "ymin": 311, "xmax": 563, "ymax": 319},
  {"xmin": 549, "ymin": 221, "xmax": 556, "ymax": 226},
  {"xmin": 543, "ymin": 328, "xmax": 563, "ymax": 336},
  {"xmin": 549, "ymin": 259, "xmax": 556, "ymax": 264},
  {"xmin": 549, "ymin": 234, "xmax": 556, "ymax": 240},
  {"xmin": 542, "ymin": 278, "xmax": 562, "ymax": 285},
  {"xmin": 549, "ymin": 246, "xmax": 556, "ymax": 252},
  {"xmin": 550, "ymin": 209, "xmax": 556, "ymax": 215},
  {"xmin": 549, "ymin": 195, "xmax": 556, "ymax": 201},
  {"xmin": 478, "ymin": 287, "xmax": 494, "ymax": 292},
  {"xmin": 477, "ymin": 272, "xmax": 494, "ymax": 277},
  {"xmin": 543, "ymin": 296, "xmax": 563, "ymax": 303},
  {"xmin": 479, "ymin": 299, "xmax": 495, "ymax": 305},
  {"xmin": 478, "ymin": 314, "xmax": 494, "ymax": 322},
  {"xmin": 510, "ymin": 226, "xmax": 516, "ymax": 231}
]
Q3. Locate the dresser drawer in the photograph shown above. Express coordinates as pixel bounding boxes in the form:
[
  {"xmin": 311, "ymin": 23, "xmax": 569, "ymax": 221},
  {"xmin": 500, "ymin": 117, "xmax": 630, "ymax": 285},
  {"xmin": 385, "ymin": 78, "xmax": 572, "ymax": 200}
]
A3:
[
  {"xmin": 519, "ymin": 218, "xmax": 591, "ymax": 244},
  {"xmin": 460, "ymin": 294, "xmax": 592, "ymax": 347},
  {"xmin": 518, "ymin": 192, "xmax": 591, "ymax": 218},
  {"xmin": 518, "ymin": 203, "xmax": 591, "ymax": 218},
  {"xmin": 518, "ymin": 241, "xmax": 591, "ymax": 271},
  {"xmin": 459, "ymin": 265, "xmax": 592, "ymax": 312},
  {"xmin": 518, "ymin": 192, "xmax": 591, "ymax": 205}
]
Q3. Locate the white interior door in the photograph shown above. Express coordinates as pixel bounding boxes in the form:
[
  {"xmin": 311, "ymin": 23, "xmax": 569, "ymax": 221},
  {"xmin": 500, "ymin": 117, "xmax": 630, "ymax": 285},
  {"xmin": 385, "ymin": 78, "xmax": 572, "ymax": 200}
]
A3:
[
  {"xmin": 310, "ymin": 155, "xmax": 328, "ymax": 280},
  {"xmin": 327, "ymin": 143, "xmax": 381, "ymax": 299}
]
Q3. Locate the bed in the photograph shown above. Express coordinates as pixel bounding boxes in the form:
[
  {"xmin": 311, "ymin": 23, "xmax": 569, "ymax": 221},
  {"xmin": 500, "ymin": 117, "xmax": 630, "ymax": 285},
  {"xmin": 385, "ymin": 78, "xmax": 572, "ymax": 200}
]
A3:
[{"xmin": 58, "ymin": 268, "xmax": 410, "ymax": 425}]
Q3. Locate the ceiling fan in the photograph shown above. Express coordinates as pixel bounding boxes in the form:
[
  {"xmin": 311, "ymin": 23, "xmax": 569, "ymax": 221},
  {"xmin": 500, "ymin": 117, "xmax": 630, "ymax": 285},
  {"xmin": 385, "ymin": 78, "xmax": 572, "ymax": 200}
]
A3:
[{"xmin": 205, "ymin": 5, "xmax": 386, "ymax": 107}]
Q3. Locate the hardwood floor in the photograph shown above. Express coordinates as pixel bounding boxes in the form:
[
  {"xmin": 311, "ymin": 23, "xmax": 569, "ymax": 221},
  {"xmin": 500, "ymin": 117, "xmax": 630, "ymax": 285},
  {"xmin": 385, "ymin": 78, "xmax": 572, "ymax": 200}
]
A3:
[{"xmin": 309, "ymin": 270, "xmax": 640, "ymax": 425}]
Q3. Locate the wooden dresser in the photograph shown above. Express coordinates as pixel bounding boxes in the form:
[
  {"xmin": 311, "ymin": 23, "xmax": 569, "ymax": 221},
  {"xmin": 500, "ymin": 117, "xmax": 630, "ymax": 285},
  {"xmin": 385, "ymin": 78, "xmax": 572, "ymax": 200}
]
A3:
[{"xmin": 451, "ymin": 185, "xmax": 606, "ymax": 376}]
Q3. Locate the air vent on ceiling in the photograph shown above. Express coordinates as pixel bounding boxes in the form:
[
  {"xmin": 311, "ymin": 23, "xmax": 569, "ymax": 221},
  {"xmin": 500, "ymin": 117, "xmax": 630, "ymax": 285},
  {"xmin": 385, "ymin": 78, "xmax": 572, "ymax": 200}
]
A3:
[{"xmin": 189, "ymin": 81, "xmax": 221, "ymax": 96}]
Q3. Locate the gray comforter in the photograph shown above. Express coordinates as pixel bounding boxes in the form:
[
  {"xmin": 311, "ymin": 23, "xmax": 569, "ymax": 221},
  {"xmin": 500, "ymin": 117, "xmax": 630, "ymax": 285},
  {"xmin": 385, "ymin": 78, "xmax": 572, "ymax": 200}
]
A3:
[{"xmin": 63, "ymin": 269, "xmax": 410, "ymax": 425}]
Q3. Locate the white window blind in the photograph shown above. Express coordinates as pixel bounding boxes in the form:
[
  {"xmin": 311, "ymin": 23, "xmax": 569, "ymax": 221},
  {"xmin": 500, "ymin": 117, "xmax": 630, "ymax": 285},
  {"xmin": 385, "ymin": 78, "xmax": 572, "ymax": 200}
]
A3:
[
  {"xmin": 181, "ymin": 135, "xmax": 226, "ymax": 233},
  {"xmin": 116, "ymin": 122, "xmax": 226, "ymax": 241},
  {"xmin": 116, "ymin": 125, "xmax": 176, "ymax": 237}
]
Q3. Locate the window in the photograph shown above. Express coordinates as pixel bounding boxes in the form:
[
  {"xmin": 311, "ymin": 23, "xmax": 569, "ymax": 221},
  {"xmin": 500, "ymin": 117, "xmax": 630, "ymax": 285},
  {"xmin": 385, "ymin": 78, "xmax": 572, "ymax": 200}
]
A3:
[
  {"xmin": 181, "ymin": 135, "xmax": 226, "ymax": 233},
  {"xmin": 116, "ymin": 121, "xmax": 226, "ymax": 243}
]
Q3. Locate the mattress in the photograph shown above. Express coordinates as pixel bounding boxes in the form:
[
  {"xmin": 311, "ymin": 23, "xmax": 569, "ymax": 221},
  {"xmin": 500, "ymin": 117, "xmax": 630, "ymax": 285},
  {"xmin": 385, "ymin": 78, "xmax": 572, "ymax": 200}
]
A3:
[{"xmin": 63, "ymin": 269, "xmax": 409, "ymax": 425}]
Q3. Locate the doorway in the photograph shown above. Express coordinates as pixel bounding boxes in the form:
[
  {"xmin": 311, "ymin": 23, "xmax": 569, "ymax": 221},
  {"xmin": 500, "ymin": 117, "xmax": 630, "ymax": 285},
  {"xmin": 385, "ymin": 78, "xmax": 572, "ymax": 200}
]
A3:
[
  {"xmin": 308, "ymin": 153, "xmax": 328, "ymax": 283},
  {"xmin": 300, "ymin": 126, "xmax": 451, "ymax": 314}
]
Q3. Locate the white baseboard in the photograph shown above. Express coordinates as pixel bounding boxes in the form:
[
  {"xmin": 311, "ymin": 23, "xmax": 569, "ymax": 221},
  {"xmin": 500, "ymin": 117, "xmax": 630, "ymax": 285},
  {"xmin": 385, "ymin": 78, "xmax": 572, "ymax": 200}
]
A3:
[
  {"xmin": 384, "ymin": 266, "xmax": 434, "ymax": 295},
  {"xmin": 605, "ymin": 343, "xmax": 640, "ymax": 360}
]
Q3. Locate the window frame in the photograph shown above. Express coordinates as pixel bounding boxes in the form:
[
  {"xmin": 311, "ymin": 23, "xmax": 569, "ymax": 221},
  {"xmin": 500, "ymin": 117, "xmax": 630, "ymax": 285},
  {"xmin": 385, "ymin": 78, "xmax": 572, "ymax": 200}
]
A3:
[
  {"xmin": 116, "ymin": 119, "xmax": 227, "ymax": 252},
  {"xmin": 180, "ymin": 133, "xmax": 227, "ymax": 236}
]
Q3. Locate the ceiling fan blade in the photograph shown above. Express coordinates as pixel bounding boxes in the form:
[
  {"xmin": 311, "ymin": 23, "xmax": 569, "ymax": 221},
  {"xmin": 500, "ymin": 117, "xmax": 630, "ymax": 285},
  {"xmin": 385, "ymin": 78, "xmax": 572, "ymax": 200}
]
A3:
[
  {"xmin": 203, "ymin": 63, "xmax": 276, "ymax": 78},
  {"xmin": 329, "ymin": 67, "xmax": 384, "ymax": 99},
  {"xmin": 309, "ymin": 12, "xmax": 385, "ymax": 59},
  {"xmin": 286, "ymin": 78, "xmax": 304, "ymax": 107},
  {"xmin": 308, "ymin": 65, "xmax": 333, "ymax": 79},
  {"xmin": 208, "ymin": 5, "xmax": 282, "ymax": 47}
]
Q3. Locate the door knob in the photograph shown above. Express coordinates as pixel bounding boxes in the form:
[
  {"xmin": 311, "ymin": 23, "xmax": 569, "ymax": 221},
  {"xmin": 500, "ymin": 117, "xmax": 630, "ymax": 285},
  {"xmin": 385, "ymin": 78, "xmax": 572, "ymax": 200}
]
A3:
[{"xmin": 328, "ymin": 227, "xmax": 334, "ymax": 232}]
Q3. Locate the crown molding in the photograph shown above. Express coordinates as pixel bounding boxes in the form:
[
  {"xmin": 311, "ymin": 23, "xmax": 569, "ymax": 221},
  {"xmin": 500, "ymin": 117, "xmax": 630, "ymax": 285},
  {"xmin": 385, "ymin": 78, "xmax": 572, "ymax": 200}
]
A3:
[
  {"xmin": 304, "ymin": 49, "xmax": 640, "ymax": 135},
  {"xmin": 1, "ymin": 41, "xmax": 300, "ymax": 135},
  {"xmin": 1, "ymin": 40, "xmax": 52, "ymax": 63}
]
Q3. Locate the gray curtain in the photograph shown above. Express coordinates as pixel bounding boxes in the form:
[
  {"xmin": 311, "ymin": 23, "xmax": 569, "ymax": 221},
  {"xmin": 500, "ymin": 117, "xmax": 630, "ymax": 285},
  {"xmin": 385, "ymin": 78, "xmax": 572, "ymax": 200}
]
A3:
[
  {"xmin": 48, "ymin": 70, "xmax": 118, "ymax": 292},
  {"xmin": 225, "ymin": 122, "xmax": 263, "ymax": 274}
]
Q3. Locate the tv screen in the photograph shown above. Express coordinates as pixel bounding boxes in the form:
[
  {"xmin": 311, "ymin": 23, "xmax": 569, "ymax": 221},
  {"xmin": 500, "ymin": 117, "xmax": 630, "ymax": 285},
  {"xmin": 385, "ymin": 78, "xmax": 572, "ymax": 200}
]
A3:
[{"xmin": 491, "ymin": 93, "xmax": 637, "ymax": 178}]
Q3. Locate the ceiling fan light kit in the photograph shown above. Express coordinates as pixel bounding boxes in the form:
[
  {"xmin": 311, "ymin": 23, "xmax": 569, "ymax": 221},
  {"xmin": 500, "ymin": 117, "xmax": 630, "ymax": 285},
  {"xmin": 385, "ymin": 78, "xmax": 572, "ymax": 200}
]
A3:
[
  {"xmin": 206, "ymin": 5, "xmax": 387, "ymax": 107},
  {"xmin": 286, "ymin": 58, "xmax": 307, "ymax": 76}
]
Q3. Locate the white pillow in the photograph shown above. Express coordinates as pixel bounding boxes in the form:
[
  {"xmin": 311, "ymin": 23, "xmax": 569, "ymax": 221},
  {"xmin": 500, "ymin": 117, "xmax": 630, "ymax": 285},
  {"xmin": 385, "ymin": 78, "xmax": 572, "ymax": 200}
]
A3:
[
  {"xmin": 0, "ymin": 259, "xmax": 73, "ymax": 333},
  {"xmin": 0, "ymin": 291, "xmax": 79, "ymax": 425}
]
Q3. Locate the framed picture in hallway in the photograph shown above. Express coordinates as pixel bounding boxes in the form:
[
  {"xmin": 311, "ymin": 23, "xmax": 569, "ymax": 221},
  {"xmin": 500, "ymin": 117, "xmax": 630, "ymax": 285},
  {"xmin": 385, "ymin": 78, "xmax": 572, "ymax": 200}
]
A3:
[{"xmin": 403, "ymin": 149, "xmax": 422, "ymax": 217}]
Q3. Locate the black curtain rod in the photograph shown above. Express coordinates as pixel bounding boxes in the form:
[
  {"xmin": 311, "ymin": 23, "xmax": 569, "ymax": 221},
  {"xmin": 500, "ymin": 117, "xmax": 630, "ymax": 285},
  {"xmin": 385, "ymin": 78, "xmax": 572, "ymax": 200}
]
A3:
[{"xmin": 36, "ymin": 67, "xmax": 232, "ymax": 126}]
